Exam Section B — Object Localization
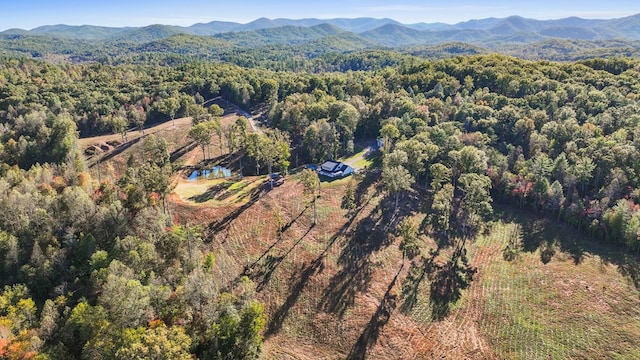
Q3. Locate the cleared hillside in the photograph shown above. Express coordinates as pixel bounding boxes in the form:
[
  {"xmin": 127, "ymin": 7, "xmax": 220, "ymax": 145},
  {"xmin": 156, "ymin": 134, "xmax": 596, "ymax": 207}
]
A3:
[
  {"xmin": 168, "ymin": 168, "xmax": 640, "ymax": 359},
  {"xmin": 81, "ymin": 111, "xmax": 640, "ymax": 359}
]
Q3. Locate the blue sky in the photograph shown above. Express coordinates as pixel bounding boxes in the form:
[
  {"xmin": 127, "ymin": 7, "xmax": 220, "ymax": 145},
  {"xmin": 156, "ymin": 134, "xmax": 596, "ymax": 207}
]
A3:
[{"xmin": 2, "ymin": 0, "xmax": 640, "ymax": 30}]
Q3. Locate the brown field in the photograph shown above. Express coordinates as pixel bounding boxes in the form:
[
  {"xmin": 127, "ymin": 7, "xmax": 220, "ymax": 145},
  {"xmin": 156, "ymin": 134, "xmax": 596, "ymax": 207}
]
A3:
[{"xmin": 80, "ymin": 110, "xmax": 640, "ymax": 359}]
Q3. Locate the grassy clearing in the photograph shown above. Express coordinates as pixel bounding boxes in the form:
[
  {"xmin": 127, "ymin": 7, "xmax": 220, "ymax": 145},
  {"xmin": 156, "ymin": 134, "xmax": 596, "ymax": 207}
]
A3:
[
  {"xmin": 340, "ymin": 147, "xmax": 374, "ymax": 169},
  {"xmin": 320, "ymin": 176, "xmax": 352, "ymax": 189},
  {"xmin": 174, "ymin": 176, "xmax": 264, "ymax": 206},
  {"xmin": 477, "ymin": 210, "xmax": 640, "ymax": 360},
  {"xmin": 395, "ymin": 205, "xmax": 640, "ymax": 359},
  {"xmin": 81, "ymin": 108, "xmax": 247, "ymax": 182},
  {"xmin": 175, "ymin": 169, "xmax": 640, "ymax": 359},
  {"xmin": 99, "ymin": 112, "xmax": 640, "ymax": 358}
]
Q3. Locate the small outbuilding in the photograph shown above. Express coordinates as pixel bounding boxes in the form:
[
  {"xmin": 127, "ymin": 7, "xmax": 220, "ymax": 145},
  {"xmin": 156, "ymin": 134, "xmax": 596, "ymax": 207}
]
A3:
[{"xmin": 318, "ymin": 160, "xmax": 354, "ymax": 179}]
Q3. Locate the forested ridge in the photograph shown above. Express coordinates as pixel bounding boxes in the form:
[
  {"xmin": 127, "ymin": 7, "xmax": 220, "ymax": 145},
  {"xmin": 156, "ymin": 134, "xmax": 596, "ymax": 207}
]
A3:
[
  {"xmin": 4, "ymin": 13, "xmax": 640, "ymax": 64},
  {"xmin": 1, "ymin": 52, "xmax": 640, "ymax": 358}
]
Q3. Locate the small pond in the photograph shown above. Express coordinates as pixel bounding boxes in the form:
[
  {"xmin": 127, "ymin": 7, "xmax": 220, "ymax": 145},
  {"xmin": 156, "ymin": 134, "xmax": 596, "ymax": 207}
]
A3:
[{"xmin": 188, "ymin": 166, "xmax": 232, "ymax": 181}]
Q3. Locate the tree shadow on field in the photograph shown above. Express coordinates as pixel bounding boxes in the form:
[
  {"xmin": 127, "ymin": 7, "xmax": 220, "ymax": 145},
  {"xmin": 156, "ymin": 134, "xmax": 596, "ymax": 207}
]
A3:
[
  {"xmin": 169, "ymin": 141, "xmax": 198, "ymax": 162},
  {"xmin": 264, "ymin": 173, "xmax": 385, "ymax": 337},
  {"xmin": 319, "ymin": 173, "xmax": 424, "ymax": 318},
  {"xmin": 618, "ymin": 255, "xmax": 640, "ymax": 290},
  {"xmin": 249, "ymin": 202, "xmax": 312, "ymax": 265},
  {"xmin": 494, "ymin": 204, "xmax": 640, "ymax": 291},
  {"xmin": 222, "ymin": 196, "xmax": 315, "ymax": 291},
  {"xmin": 250, "ymin": 226, "xmax": 313, "ymax": 292},
  {"xmin": 279, "ymin": 202, "xmax": 312, "ymax": 235},
  {"xmin": 353, "ymin": 171, "xmax": 380, "ymax": 211},
  {"xmin": 202, "ymin": 185, "xmax": 266, "ymax": 241},
  {"xmin": 497, "ymin": 205, "xmax": 585, "ymax": 265},
  {"xmin": 265, "ymin": 212, "xmax": 361, "ymax": 337},
  {"xmin": 188, "ymin": 181, "xmax": 235, "ymax": 203},
  {"xmin": 400, "ymin": 250, "xmax": 439, "ymax": 314},
  {"xmin": 429, "ymin": 244, "xmax": 476, "ymax": 321},
  {"xmin": 347, "ymin": 263, "xmax": 403, "ymax": 360},
  {"xmin": 318, "ymin": 200, "xmax": 396, "ymax": 318}
]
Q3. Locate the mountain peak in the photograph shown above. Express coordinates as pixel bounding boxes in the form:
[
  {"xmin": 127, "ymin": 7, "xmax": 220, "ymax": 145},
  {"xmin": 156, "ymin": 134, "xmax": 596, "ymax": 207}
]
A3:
[{"xmin": 4, "ymin": 13, "xmax": 640, "ymax": 47}]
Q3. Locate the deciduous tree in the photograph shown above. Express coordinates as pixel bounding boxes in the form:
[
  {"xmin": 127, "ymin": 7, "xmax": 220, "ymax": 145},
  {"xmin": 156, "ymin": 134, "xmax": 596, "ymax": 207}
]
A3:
[
  {"xmin": 189, "ymin": 122, "xmax": 215, "ymax": 161},
  {"xmin": 300, "ymin": 169, "xmax": 320, "ymax": 225},
  {"xmin": 382, "ymin": 164, "xmax": 414, "ymax": 212}
]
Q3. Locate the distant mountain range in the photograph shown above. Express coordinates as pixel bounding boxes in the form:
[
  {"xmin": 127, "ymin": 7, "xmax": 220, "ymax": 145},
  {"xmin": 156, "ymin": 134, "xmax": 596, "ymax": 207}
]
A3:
[
  {"xmin": 2, "ymin": 14, "xmax": 640, "ymax": 62},
  {"xmin": 3, "ymin": 14, "xmax": 640, "ymax": 44}
]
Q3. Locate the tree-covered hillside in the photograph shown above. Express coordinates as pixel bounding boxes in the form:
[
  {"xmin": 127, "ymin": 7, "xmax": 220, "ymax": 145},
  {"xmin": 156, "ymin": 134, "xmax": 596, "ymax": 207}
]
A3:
[
  {"xmin": 1, "ymin": 52, "xmax": 640, "ymax": 358},
  {"xmin": 4, "ymin": 14, "xmax": 640, "ymax": 66}
]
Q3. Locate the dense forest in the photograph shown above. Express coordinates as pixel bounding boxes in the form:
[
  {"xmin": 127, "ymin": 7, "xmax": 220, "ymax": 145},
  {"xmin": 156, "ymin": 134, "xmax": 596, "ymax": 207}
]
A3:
[{"xmin": 1, "ymin": 46, "xmax": 640, "ymax": 358}]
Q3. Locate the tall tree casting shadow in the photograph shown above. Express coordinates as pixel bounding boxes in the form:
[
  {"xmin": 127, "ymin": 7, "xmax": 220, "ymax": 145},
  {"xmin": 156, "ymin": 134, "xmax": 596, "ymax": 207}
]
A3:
[
  {"xmin": 346, "ymin": 262, "xmax": 404, "ymax": 360},
  {"xmin": 429, "ymin": 243, "xmax": 476, "ymax": 321},
  {"xmin": 318, "ymin": 202, "xmax": 390, "ymax": 317},
  {"xmin": 400, "ymin": 250, "xmax": 439, "ymax": 314},
  {"xmin": 264, "ymin": 215, "xmax": 358, "ymax": 337},
  {"xmin": 203, "ymin": 185, "xmax": 267, "ymax": 241},
  {"xmin": 266, "ymin": 175, "xmax": 385, "ymax": 335},
  {"xmin": 250, "ymin": 226, "xmax": 313, "ymax": 292}
]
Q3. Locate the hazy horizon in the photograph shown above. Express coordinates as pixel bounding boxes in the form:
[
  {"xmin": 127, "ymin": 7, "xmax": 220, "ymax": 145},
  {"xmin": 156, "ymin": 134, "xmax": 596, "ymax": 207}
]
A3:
[{"xmin": 2, "ymin": 0, "xmax": 639, "ymax": 31}]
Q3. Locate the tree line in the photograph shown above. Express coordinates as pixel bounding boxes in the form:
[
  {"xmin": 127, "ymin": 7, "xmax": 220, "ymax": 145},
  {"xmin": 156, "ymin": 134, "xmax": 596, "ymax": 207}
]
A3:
[
  {"xmin": 267, "ymin": 54, "xmax": 640, "ymax": 251},
  {"xmin": 2, "ymin": 53, "xmax": 640, "ymax": 358}
]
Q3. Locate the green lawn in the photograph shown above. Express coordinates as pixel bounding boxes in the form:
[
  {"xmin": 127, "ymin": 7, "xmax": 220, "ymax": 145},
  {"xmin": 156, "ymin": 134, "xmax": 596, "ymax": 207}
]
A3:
[
  {"xmin": 338, "ymin": 147, "xmax": 381, "ymax": 170},
  {"xmin": 174, "ymin": 176, "xmax": 264, "ymax": 205}
]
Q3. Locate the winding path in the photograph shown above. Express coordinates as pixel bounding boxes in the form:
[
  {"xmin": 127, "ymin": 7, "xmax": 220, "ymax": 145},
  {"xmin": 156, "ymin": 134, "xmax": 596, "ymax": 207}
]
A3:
[{"xmin": 204, "ymin": 97, "xmax": 262, "ymax": 134}]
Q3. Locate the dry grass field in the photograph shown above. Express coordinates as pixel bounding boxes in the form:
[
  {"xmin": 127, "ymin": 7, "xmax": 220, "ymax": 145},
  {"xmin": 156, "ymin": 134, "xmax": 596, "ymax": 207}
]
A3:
[{"xmin": 80, "ymin": 110, "xmax": 640, "ymax": 359}]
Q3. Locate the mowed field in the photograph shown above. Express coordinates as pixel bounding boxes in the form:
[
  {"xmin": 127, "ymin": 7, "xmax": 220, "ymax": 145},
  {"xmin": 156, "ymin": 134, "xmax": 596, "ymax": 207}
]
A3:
[{"xmin": 80, "ymin": 112, "xmax": 640, "ymax": 359}]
